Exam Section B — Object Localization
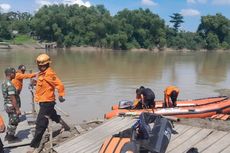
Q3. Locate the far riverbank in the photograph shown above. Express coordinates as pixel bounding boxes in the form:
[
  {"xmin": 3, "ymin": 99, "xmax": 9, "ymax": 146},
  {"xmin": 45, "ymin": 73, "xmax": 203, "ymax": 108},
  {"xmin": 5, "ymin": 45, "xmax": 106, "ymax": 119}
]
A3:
[{"xmin": 1, "ymin": 43, "xmax": 230, "ymax": 52}]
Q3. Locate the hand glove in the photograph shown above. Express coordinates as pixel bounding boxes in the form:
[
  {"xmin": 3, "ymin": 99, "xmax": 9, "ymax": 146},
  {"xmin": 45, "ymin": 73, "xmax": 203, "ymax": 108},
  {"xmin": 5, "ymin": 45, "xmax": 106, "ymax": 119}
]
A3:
[{"xmin": 59, "ymin": 96, "xmax": 65, "ymax": 103}]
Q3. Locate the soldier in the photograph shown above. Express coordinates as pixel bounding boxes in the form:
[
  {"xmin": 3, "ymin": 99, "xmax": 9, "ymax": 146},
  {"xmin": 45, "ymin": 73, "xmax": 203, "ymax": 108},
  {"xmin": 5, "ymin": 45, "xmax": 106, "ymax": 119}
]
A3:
[
  {"xmin": 1, "ymin": 67, "xmax": 21, "ymax": 142},
  {"xmin": 12, "ymin": 64, "xmax": 36, "ymax": 108}
]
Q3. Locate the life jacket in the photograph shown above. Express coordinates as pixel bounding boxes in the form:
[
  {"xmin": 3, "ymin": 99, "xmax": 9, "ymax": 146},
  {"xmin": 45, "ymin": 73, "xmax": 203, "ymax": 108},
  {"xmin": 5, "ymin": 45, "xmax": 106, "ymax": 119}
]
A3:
[{"xmin": 35, "ymin": 67, "xmax": 65, "ymax": 102}]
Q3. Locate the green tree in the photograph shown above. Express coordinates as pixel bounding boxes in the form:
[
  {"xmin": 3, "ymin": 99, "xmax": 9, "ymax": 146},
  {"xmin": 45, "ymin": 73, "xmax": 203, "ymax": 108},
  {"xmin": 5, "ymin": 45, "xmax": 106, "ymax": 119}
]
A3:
[
  {"xmin": 206, "ymin": 33, "xmax": 219, "ymax": 50},
  {"xmin": 169, "ymin": 13, "xmax": 184, "ymax": 32},
  {"xmin": 197, "ymin": 13, "xmax": 230, "ymax": 44}
]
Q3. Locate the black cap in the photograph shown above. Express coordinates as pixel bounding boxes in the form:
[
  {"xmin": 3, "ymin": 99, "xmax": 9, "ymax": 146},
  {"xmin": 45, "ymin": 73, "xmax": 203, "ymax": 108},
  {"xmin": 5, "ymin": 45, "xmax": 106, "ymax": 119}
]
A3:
[
  {"xmin": 139, "ymin": 86, "xmax": 145, "ymax": 91},
  {"xmin": 5, "ymin": 67, "xmax": 16, "ymax": 75},
  {"xmin": 18, "ymin": 64, "xmax": 26, "ymax": 71}
]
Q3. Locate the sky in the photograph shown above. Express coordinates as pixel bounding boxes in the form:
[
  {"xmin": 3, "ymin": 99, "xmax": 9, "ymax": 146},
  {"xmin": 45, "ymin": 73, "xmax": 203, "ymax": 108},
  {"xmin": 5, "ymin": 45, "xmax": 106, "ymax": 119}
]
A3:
[{"xmin": 0, "ymin": 0, "xmax": 230, "ymax": 32}]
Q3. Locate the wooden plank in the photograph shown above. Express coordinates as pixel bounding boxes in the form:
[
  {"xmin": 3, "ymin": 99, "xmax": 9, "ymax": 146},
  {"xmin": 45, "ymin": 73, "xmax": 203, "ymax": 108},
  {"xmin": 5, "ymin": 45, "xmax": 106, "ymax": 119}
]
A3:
[
  {"xmin": 170, "ymin": 125, "xmax": 191, "ymax": 141},
  {"xmin": 4, "ymin": 145, "xmax": 31, "ymax": 153},
  {"xmin": 220, "ymin": 145, "xmax": 230, "ymax": 153},
  {"xmin": 202, "ymin": 133, "xmax": 230, "ymax": 153},
  {"xmin": 1, "ymin": 115, "xmax": 34, "ymax": 148},
  {"xmin": 75, "ymin": 125, "xmax": 85, "ymax": 134},
  {"xmin": 211, "ymin": 114, "xmax": 218, "ymax": 119},
  {"xmin": 68, "ymin": 117, "xmax": 131, "ymax": 146},
  {"xmin": 66, "ymin": 118, "xmax": 135, "ymax": 153},
  {"xmin": 168, "ymin": 128, "xmax": 213, "ymax": 153},
  {"xmin": 193, "ymin": 130, "xmax": 227, "ymax": 152},
  {"xmin": 216, "ymin": 114, "xmax": 224, "ymax": 119},
  {"xmin": 72, "ymin": 118, "xmax": 135, "ymax": 152},
  {"xmin": 4, "ymin": 139, "xmax": 31, "ymax": 148},
  {"xmin": 55, "ymin": 117, "xmax": 123, "ymax": 151},
  {"xmin": 167, "ymin": 127, "xmax": 201, "ymax": 152},
  {"xmin": 54, "ymin": 117, "xmax": 137, "ymax": 153},
  {"xmin": 78, "ymin": 128, "xmax": 131, "ymax": 152},
  {"xmin": 220, "ymin": 115, "xmax": 230, "ymax": 121}
]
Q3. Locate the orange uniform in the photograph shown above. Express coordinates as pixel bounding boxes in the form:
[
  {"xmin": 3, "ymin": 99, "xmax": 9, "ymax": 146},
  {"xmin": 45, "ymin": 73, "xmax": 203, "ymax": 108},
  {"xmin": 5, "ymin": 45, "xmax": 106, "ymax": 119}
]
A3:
[
  {"xmin": 12, "ymin": 70, "xmax": 36, "ymax": 93},
  {"xmin": 0, "ymin": 115, "xmax": 5, "ymax": 133},
  {"xmin": 164, "ymin": 86, "xmax": 179, "ymax": 107},
  {"xmin": 35, "ymin": 67, "xmax": 65, "ymax": 102}
]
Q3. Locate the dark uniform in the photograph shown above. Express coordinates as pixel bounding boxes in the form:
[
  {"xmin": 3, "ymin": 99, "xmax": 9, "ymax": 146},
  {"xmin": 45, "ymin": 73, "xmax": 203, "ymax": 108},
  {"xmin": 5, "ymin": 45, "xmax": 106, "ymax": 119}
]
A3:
[
  {"xmin": 141, "ymin": 88, "xmax": 155, "ymax": 108},
  {"xmin": 1, "ymin": 80, "xmax": 20, "ymax": 137}
]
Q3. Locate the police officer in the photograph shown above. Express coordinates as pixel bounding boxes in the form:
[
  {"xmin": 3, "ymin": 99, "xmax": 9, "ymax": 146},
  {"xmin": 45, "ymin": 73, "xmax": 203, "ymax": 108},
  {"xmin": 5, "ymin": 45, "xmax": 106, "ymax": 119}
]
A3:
[
  {"xmin": 12, "ymin": 65, "xmax": 36, "ymax": 108},
  {"xmin": 28, "ymin": 54, "xmax": 67, "ymax": 153},
  {"xmin": 1, "ymin": 67, "xmax": 21, "ymax": 142}
]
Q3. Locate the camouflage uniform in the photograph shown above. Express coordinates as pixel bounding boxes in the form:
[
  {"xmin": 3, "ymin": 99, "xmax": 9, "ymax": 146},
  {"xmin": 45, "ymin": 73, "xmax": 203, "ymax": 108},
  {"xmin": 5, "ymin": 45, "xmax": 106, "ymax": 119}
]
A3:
[{"xmin": 1, "ymin": 80, "xmax": 20, "ymax": 136}]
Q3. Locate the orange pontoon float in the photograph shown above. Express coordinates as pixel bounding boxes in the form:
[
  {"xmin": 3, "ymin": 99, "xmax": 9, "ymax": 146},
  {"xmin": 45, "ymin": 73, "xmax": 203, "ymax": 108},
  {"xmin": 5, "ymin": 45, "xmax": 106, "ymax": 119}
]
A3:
[
  {"xmin": 105, "ymin": 96, "xmax": 230, "ymax": 119},
  {"xmin": 111, "ymin": 96, "xmax": 228, "ymax": 110}
]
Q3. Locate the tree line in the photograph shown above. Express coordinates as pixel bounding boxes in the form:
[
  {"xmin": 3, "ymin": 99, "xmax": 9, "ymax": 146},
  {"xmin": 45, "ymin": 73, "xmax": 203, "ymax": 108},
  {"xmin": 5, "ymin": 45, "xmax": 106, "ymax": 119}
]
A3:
[{"xmin": 0, "ymin": 4, "xmax": 230, "ymax": 50}]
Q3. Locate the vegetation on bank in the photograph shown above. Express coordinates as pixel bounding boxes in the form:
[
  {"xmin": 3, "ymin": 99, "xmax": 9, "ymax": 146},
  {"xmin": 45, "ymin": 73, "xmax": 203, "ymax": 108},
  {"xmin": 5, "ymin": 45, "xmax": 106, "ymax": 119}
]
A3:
[
  {"xmin": 7, "ymin": 34, "xmax": 36, "ymax": 45},
  {"xmin": 0, "ymin": 4, "xmax": 230, "ymax": 50}
]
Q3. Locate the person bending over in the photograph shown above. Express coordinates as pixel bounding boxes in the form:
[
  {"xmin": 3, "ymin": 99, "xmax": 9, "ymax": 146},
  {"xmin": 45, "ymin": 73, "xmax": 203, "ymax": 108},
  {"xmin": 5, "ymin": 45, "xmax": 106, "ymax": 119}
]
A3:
[{"xmin": 164, "ymin": 86, "xmax": 179, "ymax": 107}]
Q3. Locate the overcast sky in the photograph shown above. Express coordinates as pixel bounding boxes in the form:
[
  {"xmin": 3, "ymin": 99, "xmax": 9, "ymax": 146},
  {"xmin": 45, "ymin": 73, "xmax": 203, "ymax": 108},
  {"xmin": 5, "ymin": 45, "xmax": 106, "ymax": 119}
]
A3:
[{"xmin": 0, "ymin": 0, "xmax": 230, "ymax": 32}]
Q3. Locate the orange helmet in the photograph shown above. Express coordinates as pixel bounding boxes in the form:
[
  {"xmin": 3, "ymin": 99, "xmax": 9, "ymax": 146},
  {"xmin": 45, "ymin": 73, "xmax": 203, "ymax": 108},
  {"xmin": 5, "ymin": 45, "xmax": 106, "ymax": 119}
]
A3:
[{"xmin": 36, "ymin": 53, "xmax": 51, "ymax": 65}]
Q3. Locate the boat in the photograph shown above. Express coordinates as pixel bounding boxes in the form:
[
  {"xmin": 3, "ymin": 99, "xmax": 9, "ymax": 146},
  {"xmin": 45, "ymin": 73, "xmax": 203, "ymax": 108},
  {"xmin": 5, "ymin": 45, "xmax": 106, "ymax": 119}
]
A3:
[
  {"xmin": 105, "ymin": 96, "xmax": 230, "ymax": 119},
  {"xmin": 111, "ymin": 96, "xmax": 228, "ymax": 110}
]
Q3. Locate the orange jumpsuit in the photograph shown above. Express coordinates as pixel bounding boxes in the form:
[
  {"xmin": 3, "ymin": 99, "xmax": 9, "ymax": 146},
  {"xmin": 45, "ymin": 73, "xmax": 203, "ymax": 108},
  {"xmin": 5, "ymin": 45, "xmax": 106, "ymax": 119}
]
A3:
[
  {"xmin": 164, "ymin": 86, "xmax": 179, "ymax": 107},
  {"xmin": 31, "ymin": 67, "xmax": 65, "ymax": 148},
  {"xmin": 35, "ymin": 67, "xmax": 65, "ymax": 102},
  {"xmin": 12, "ymin": 70, "xmax": 36, "ymax": 94}
]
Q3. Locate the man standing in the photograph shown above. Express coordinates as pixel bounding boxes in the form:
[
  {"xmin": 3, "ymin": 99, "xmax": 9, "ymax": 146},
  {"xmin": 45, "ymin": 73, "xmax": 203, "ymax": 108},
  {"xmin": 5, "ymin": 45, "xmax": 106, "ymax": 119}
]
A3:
[
  {"xmin": 164, "ymin": 86, "xmax": 179, "ymax": 107},
  {"xmin": 28, "ymin": 54, "xmax": 67, "ymax": 153},
  {"xmin": 1, "ymin": 67, "xmax": 21, "ymax": 142},
  {"xmin": 12, "ymin": 65, "xmax": 36, "ymax": 108}
]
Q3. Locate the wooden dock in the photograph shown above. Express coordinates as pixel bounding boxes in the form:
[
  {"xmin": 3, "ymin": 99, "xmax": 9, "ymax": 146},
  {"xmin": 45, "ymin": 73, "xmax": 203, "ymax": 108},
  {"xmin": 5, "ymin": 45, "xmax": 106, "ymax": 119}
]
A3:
[
  {"xmin": 0, "ymin": 112, "xmax": 36, "ymax": 153},
  {"xmin": 54, "ymin": 116, "xmax": 230, "ymax": 153},
  {"xmin": 0, "ymin": 42, "xmax": 11, "ymax": 49},
  {"xmin": 0, "ymin": 114, "xmax": 34, "ymax": 149}
]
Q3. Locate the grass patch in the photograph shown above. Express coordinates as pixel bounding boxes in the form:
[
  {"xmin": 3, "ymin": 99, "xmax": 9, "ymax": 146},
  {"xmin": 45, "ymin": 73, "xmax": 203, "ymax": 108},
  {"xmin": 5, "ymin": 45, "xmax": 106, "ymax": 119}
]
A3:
[{"xmin": 10, "ymin": 35, "xmax": 36, "ymax": 45}]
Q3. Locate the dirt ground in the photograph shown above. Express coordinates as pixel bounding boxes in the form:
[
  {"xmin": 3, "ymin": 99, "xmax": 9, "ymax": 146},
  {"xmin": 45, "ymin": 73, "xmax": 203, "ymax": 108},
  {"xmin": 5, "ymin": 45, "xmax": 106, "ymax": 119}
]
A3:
[{"xmin": 178, "ymin": 118, "xmax": 230, "ymax": 131}]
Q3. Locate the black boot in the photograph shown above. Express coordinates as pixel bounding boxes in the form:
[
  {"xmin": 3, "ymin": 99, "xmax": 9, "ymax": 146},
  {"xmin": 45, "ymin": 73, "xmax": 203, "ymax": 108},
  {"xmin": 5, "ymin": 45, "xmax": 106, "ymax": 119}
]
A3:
[
  {"xmin": 5, "ymin": 134, "xmax": 20, "ymax": 143},
  {"xmin": 4, "ymin": 133, "xmax": 9, "ymax": 141},
  {"xmin": 59, "ymin": 118, "xmax": 70, "ymax": 131}
]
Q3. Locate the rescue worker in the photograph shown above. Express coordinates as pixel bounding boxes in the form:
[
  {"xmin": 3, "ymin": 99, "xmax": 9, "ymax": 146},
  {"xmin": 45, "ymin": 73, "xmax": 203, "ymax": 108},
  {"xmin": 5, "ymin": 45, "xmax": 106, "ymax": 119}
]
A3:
[
  {"xmin": 136, "ymin": 86, "xmax": 155, "ymax": 109},
  {"xmin": 12, "ymin": 64, "xmax": 36, "ymax": 108},
  {"xmin": 1, "ymin": 67, "xmax": 21, "ymax": 142},
  {"xmin": 27, "ymin": 54, "xmax": 67, "ymax": 153},
  {"xmin": 164, "ymin": 86, "xmax": 179, "ymax": 107}
]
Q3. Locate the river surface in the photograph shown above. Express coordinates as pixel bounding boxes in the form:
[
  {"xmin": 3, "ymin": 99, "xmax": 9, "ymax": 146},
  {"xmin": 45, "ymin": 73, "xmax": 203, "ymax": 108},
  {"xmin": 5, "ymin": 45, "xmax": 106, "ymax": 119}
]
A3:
[{"xmin": 0, "ymin": 49, "xmax": 230, "ymax": 123}]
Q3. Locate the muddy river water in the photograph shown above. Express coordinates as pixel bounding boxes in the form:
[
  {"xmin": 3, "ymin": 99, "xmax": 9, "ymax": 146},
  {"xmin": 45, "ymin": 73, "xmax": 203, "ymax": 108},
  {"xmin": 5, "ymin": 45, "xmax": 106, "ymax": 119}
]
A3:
[{"xmin": 0, "ymin": 49, "xmax": 230, "ymax": 123}]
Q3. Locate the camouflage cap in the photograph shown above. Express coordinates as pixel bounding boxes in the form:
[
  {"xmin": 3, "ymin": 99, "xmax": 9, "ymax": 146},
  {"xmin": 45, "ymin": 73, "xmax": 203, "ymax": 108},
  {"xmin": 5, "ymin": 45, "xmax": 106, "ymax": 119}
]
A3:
[{"xmin": 4, "ymin": 67, "xmax": 16, "ymax": 75}]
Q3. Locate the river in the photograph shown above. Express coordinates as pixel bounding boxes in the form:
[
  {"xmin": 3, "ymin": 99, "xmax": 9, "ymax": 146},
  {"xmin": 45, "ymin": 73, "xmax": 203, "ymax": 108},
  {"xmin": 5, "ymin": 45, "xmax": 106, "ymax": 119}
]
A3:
[{"xmin": 0, "ymin": 49, "xmax": 230, "ymax": 123}]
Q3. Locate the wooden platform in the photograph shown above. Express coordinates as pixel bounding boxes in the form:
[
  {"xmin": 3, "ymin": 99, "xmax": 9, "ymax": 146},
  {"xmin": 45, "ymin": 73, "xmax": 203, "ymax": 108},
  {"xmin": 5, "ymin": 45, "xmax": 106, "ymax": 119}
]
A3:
[
  {"xmin": 0, "ymin": 114, "xmax": 34, "ymax": 149},
  {"xmin": 54, "ymin": 116, "xmax": 230, "ymax": 153}
]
